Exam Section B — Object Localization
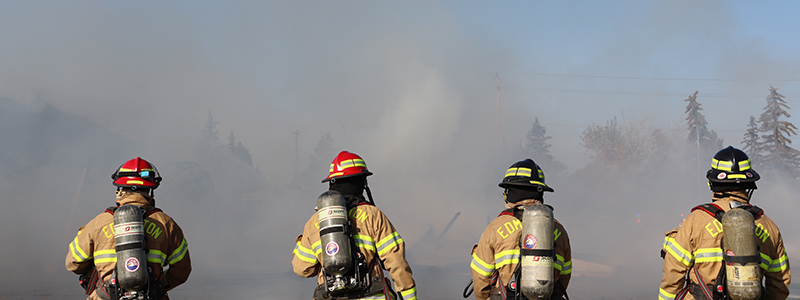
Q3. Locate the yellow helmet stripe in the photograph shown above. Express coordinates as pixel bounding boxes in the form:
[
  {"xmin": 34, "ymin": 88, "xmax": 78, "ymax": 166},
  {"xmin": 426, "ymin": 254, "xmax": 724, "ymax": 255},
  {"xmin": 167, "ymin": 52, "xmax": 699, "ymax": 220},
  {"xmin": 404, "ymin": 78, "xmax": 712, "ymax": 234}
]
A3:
[
  {"xmin": 711, "ymin": 159, "xmax": 733, "ymax": 171},
  {"xmin": 728, "ymin": 174, "xmax": 747, "ymax": 179},
  {"xmin": 505, "ymin": 167, "xmax": 532, "ymax": 178},
  {"xmin": 739, "ymin": 159, "xmax": 752, "ymax": 171}
]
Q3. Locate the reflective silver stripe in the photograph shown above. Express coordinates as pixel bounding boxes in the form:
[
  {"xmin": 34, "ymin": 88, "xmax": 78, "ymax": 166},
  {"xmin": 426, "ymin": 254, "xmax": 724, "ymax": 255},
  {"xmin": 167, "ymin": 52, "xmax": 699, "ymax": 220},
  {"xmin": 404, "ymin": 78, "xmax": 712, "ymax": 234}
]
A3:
[
  {"xmin": 471, "ymin": 257, "xmax": 494, "ymax": 275},
  {"xmin": 147, "ymin": 251, "xmax": 167, "ymax": 266},
  {"xmin": 376, "ymin": 232, "xmax": 403, "ymax": 255},
  {"xmin": 94, "ymin": 252, "xmax": 116, "ymax": 261},
  {"xmin": 401, "ymin": 287, "xmax": 417, "ymax": 300},
  {"xmin": 554, "ymin": 255, "xmax": 564, "ymax": 269},
  {"xmin": 658, "ymin": 288, "xmax": 676, "ymax": 300},
  {"xmin": 70, "ymin": 239, "xmax": 89, "ymax": 262},
  {"xmin": 168, "ymin": 238, "xmax": 189, "ymax": 265},
  {"xmin": 354, "ymin": 236, "xmax": 376, "ymax": 251},
  {"xmin": 295, "ymin": 246, "xmax": 317, "ymax": 262}
]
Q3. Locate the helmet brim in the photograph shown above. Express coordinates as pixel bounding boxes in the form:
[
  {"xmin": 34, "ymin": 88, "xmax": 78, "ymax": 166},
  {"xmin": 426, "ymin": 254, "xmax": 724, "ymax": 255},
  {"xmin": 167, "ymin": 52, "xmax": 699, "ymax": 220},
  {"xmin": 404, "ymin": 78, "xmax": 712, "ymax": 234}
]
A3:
[
  {"xmin": 498, "ymin": 182, "xmax": 554, "ymax": 192},
  {"xmin": 706, "ymin": 169, "xmax": 760, "ymax": 183},
  {"xmin": 321, "ymin": 171, "xmax": 373, "ymax": 183}
]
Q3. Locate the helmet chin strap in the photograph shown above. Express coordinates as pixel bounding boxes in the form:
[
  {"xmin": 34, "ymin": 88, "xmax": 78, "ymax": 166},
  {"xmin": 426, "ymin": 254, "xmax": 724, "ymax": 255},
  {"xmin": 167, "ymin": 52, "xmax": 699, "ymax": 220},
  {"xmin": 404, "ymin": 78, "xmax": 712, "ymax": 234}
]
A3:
[{"xmin": 364, "ymin": 180, "xmax": 375, "ymax": 205}]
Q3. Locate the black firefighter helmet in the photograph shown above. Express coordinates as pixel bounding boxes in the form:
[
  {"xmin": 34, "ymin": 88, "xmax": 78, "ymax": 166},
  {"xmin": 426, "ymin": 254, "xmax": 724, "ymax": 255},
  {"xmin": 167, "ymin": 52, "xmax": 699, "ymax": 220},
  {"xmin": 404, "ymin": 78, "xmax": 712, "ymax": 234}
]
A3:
[
  {"xmin": 499, "ymin": 159, "xmax": 554, "ymax": 192},
  {"xmin": 706, "ymin": 146, "xmax": 760, "ymax": 192}
]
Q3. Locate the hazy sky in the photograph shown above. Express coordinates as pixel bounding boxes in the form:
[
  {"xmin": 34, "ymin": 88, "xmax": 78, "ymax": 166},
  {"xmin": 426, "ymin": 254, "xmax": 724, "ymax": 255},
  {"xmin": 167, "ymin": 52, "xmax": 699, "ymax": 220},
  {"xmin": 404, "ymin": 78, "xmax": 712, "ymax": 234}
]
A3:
[
  {"xmin": 2, "ymin": 1, "xmax": 800, "ymax": 299},
  {"xmin": 2, "ymin": 1, "xmax": 799, "ymax": 177}
]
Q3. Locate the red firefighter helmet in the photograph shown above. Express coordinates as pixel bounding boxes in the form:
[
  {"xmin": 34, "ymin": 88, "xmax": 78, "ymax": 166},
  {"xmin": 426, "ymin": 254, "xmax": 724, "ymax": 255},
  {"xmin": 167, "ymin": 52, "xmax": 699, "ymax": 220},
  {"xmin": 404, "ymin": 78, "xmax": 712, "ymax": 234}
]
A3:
[
  {"xmin": 111, "ymin": 157, "xmax": 162, "ymax": 189},
  {"xmin": 322, "ymin": 151, "xmax": 373, "ymax": 183}
]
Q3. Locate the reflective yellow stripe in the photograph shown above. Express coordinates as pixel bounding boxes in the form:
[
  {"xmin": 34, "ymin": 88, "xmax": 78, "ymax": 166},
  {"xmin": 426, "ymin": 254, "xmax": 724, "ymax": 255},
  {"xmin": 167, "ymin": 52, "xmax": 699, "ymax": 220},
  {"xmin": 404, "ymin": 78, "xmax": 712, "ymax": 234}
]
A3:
[
  {"xmin": 470, "ymin": 252, "xmax": 494, "ymax": 277},
  {"xmin": 94, "ymin": 249, "xmax": 117, "ymax": 263},
  {"xmin": 762, "ymin": 252, "xmax": 789, "ymax": 272},
  {"xmin": 712, "ymin": 159, "xmax": 733, "ymax": 171},
  {"xmin": 69, "ymin": 231, "xmax": 90, "ymax": 262},
  {"xmin": 148, "ymin": 249, "xmax": 167, "ymax": 265},
  {"xmin": 739, "ymin": 159, "xmax": 751, "ymax": 171},
  {"xmin": 312, "ymin": 240, "xmax": 322, "ymax": 256},
  {"xmin": 293, "ymin": 241, "xmax": 318, "ymax": 264},
  {"xmin": 168, "ymin": 238, "xmax": 189, "ymax": 265},
  {"xmin": 354, "ymin": 234, "xmax": 376, "ymax": 251},
  {"xmin": 400, "ymin": 287, "xmax": 418, "ymax": 300},
  {"xmin": 376, "ymin": 232, "xmax": 403, "ymax": 256},
  {"xmin": 494, "ymin": 249, "xmax": 519, "ymax": 269},
  {"xmin": 664, "ymin": 236, "xmax": 693, "ymax": 266},
  {"xmin": 694, "ymin": 248, "xmax": 723, "ymax": 263},
  {"xmin": 506, "ymin": 167, "xmax": 532, "ymax": 177},
  {"xmin": 727, "ymin": 174, "xmax": 746, "ymax": 179},
  {"xmin": 561, "ymin": 258, "xmax": 572, "ymax": 275},
  {"xmin": 659, "ymin": 287, "xmax": 676, "ymax": 300}
]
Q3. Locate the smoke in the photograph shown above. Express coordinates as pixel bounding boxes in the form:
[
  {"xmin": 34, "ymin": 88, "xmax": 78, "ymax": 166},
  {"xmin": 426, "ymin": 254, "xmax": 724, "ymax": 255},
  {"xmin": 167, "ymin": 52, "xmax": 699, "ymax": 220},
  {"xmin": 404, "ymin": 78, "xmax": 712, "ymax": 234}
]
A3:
[{"xmin": 1, "ymin": 1, "xmax": 800, "ymax": 299}]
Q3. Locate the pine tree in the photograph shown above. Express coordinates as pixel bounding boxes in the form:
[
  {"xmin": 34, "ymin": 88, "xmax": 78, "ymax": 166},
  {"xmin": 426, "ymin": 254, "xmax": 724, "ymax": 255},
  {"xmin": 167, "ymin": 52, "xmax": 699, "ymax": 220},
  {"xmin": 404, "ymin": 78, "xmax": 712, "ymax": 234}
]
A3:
[
  {"xmin": 202, "ymin": 111, "xmax": 219, "ymax": 141},
  {"xmin": 522, "ymin": 117, "xmax": 566, "ymax": 176},
  {"xmin": 741, "ymin": 115, "xmax": 760, "ymax": 163},
  {"xmin": 758, "ymin": 85, "xmax": 800, "ymax": 174},
  {"xmin": 227, "ymin": 131, "xmax": 253, "ymax": 166},
  {"xmin": 684, "ymin": 91, "xmax": 723, "ymax": 153}
]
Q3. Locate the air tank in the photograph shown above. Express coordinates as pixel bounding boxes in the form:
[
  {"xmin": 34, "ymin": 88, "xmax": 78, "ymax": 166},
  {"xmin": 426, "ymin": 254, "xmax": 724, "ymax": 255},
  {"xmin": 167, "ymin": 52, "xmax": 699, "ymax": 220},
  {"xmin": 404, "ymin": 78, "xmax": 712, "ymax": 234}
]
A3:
[
  {"xmin": 722, "ymin": 208, "xmax": 761, "ymax": 300},
  {"xmin": 113, "ymin": 204, "xmax": 148, "ymax": 292},
  {"xmin": 317, "ymin": 191, "xmax": 353, "ymax": 278},
  {"xmin": 519, "ymin": 203, "xmax": 555, "ymax": 300}
]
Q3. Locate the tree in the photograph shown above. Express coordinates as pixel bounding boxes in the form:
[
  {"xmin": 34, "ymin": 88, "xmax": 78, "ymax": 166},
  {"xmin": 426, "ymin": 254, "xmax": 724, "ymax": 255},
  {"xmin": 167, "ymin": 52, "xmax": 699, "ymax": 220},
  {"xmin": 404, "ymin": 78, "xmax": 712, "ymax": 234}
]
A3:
[
  {"xmin": 580, "ymin": 115, "xmax": 671, "ymax": 172},
  {"xmin": 684, "ymin": 91, "xmax": 723, "ymax": 152},
  {"xmin": 757, "ymin": 85, "xmax": 800, "ymax": 174},
  {"xmin": 227, "ymin": 131, "xmax": 253, "ymax": 166},
  {"xmin": 289, "ymin": 132, "xmax": 336, "ymax": 191},
  {"xmin": 201, "ymin": 111, "xmax": 219, "ymax": 142},
  {"xmin": 741, "ymin": 115, "xmax": 760, "ymax": 163},
  {"xmin": 521, "ymin": 117, "xmax": 566, "ymax": 176}
]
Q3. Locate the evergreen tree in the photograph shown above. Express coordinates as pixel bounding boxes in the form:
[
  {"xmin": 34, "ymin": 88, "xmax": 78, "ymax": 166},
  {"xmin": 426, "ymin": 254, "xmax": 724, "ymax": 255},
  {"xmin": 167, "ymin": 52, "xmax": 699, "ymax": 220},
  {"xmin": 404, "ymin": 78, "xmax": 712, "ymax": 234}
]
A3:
[
  {"xmin": 522, "ymin": 117, "xmax": 566, "ymax": 176},
  {"xmin": 227, "ymin": 130, "xmax": 253, "ymax": 166},
  {"xmin": 202, "ymin": 111, "xmax": 219, "ymax": 142},
  {"xmin": 757, "ymin": 85, "xmax": 800, "ymax": 174},
  {"xmin": 684, "ymin": 91, "xmax": 723, "ymax": 151},
  {"xmin": 741, "ymin": 115, "xmax": 760, "ymax": 163},
  {"xmin": 289, "ymin": 132, "xmax": 336, "ymax": 191}
]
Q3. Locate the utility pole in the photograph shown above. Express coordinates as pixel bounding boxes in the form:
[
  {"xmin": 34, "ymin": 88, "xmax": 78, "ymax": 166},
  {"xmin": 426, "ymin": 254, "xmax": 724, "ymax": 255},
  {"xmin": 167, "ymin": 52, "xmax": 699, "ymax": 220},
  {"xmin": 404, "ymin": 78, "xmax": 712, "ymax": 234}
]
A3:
[
  {"xmin": 291, "ymin": 129, "xmax": 301, "ymax": 180},
  {"xmin": 496, "ymin": 72, "xmax": 501, "ymax": 146}
]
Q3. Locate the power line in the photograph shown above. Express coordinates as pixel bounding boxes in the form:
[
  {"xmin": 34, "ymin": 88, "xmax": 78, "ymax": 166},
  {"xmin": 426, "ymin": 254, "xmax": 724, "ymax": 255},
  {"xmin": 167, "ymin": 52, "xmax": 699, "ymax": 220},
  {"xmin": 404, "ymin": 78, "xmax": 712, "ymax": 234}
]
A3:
[
  {"xmin": 502, "ymin": 85, "xmax": 800, "ymax": 98},
  {"xmin": 498, "ymin": 71, "xmax": 800, "ymax": 82}
]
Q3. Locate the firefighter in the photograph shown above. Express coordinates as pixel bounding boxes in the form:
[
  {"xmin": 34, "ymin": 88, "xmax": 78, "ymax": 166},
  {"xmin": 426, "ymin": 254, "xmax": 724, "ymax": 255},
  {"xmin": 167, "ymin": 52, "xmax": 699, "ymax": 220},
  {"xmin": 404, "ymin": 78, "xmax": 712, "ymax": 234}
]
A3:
[
  {"xmin": 658, "ymin": 146, "xmax": 791, "ymax": 300},
  {"xmin": 66, "ymin": 157, "xmax": 191, "ymax": 300},
  {"xmin": 469, "ymin": 159, "xmax": 572, "ymax": 300},
  {"xmin": 292, "ymin": 151, "xmax": 418, "ymax": 300}
]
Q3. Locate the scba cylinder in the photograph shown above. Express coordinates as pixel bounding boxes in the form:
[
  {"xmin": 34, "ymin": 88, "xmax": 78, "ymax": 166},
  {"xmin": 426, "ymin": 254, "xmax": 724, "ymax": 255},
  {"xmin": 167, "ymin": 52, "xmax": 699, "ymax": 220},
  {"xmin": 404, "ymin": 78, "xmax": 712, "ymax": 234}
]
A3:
[
  {"xmin": 722, "ymin": 208, "xmax": 761, "ymax": 300},
  {"xmin": 317, "ymin": 191, "xmax": 352, "ymax": 277},
  {"xmin": 113, "ymin": 204, "xmax": 149, "ymax": 292},
  {"xmin": 519, "ymin": 204, "xmax": 555, "ymax": 300}
]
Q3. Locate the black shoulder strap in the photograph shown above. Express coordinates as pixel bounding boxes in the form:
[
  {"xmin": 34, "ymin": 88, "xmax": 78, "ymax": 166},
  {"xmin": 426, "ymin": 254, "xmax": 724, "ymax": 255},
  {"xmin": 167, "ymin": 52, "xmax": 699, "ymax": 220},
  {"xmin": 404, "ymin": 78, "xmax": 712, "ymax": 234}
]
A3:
[
  {"xmin": 104, "ymin": 205, "xmax": 162, "ymax": 217},
  {"xmin": 692, "ymin": 202, "xmax": 764, "ymax": 222},
  {"xmin": 692, "ymin": 203, "xmax": 726, "ymax": 222}
]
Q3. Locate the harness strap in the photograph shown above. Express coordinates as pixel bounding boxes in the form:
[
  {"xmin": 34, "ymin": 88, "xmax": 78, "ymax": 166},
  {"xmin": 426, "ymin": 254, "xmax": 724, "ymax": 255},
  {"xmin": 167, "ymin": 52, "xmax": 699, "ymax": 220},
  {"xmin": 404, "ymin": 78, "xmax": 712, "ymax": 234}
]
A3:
[
  {"xmin": 520, "ymin": 249, "xmax": 555, "ymax": 257},
  {"xmin": 691, "ymin": 203, "xmax": 764, "ymax": 222},
  {"xmin": 106, "ymin": 205, "xmax": 162, "ymax": 217}
]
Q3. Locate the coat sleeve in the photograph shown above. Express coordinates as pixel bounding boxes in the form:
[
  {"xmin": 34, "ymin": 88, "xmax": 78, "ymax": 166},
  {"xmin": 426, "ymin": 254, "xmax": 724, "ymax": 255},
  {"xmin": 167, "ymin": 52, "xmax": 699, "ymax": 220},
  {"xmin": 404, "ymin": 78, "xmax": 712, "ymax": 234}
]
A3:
[
  {"xmin": 292, "ymin": 217, "xmax": 321, "ymax": 278},
  {"xmin": 659, "ymin": 222, "xmax": 693, "ymax": 300},
  {"xmin": 371, "ymin": 209, "xmax": 417, "ymax": 300},
  {"xmin": 554, "ymin": 223, "xmax": 571, "ymax": 293},
  {"xmin": 66, "ymin": 225, "xmax": 94, "ymax": 275},
  {"xmin": 470, "ymin": 228, "xmax": 495, "ymax": 300},
  {"xmin": 163, "ymin": 221, "xmax": 191, "ymax": 290},
  {"xmin": 762, "ymin": 227, "xmax": 790, "ymax": 300}
]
